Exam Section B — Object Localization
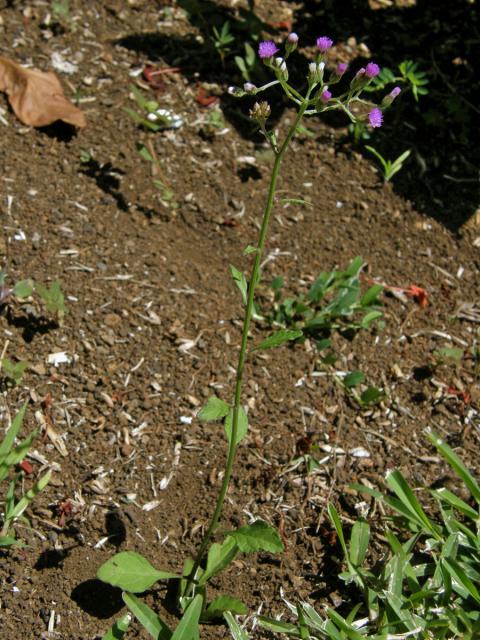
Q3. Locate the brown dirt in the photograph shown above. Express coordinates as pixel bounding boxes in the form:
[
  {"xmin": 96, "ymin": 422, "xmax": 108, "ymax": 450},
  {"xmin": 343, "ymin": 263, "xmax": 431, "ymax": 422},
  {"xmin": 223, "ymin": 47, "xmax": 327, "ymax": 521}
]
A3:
[{"xmin": 0, "ymin": 1, "xmax": 479, "ymax": 639}]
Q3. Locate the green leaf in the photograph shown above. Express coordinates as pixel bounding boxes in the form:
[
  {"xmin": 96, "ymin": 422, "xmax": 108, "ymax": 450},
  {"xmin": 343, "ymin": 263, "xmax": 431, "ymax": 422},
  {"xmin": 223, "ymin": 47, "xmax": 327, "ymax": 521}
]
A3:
[
  {"xmin": 101, "ymin": 613, "xmax": 132, "ymax": 640},
  {"xmin": 386, "ymin": 470, "xmax": 441, "ymax": 539},
  {"xmin": 8, "ymin": 470, "xmax": 51, "ymax": 522},
  {"xmin": 137, "ymin": 143, "xmax": 154, "ymax": 163},
  {"xmin": 428, "ymin": 430, "xmax": 480, "ymax": 505},
  {"xmin": 204, "ymin": 595, "xmax": 248, "ymax": 620},
  {"xmin": 197, "ymin": 396, "xmax": 230, "ymax": 422},
  {"xmin": 97, "ymin": 552, "xmax": 179, "ymax": 593},
  {"xmin": 344, "ymin": 256, "xmax": 363, "ymax": 278},
  {"xmin": 224, "ymin": 611, "xmax": 251, "ymax": 640},
  {"xmin": 230, "ymin": 265, "xmax": 248, "ymax": 305},
  {"xmin": 123, "ymin": 592, "xmax": 172, "ymax": 640},
  {"xmin": 243, "ymin": 245, "xmax": 257, "ymax": 255},
  {"xmin": 254, "ymin": 329, "xmax": 302, "ymax": 351},
  {"xmin": 360, "ymin": 386, "xmax": 385, "ymax": 405},
  {"xmin": 343, "ymin": 370, "xmax": 365, "ymax": 388},
  {"xmin": 360, "ymin": 310, "xmax": 383, "ymax": 328},
  {"xmin": 360, "ymin": 284, "xmax": 383, "ymax": 307},
  {"xmin": 200, "ymin": 536, "xmax": 238, "ymax": 584},
  {"xmin": 257, "ymin": 616, "xmax": 300, "ymax": 635},
  {"xmin": 171, "ymin": 594, "xmax": 202, "ymax": 640},
  {"xmin": 224, "ymin": 407, "xmax": 248, "ymax": 446},
  {"xmin": 0, "ymin": 403, "xmax": 27, "ymax": 459},
  {"xmin": 12, "ymin": 279, "xmax": 34, "ymax": 299},
  {"xmin": 434, "ymin": 347, "xmax": 464, "ymax": 365},
  {"xmin": 349, "ymin": 520, "xmax": 369, "ymax": 566},
  {"xmin": 271, "ymin": 276, "xmax": 284, "ymax": 291},
  {"xmin": 230, "ymin": 520, "xmax": 284, "ymax": 554},
  {"xmin": 327, "ymin": 504, "xmax": 349, "ymax": 560},
  {"xmin": 444, "ymin": 558, "xmax": 480, "ymax": 604},
  {"xmin": 0, "ymin": 535, "xmax": 22, "ymax": 547}
]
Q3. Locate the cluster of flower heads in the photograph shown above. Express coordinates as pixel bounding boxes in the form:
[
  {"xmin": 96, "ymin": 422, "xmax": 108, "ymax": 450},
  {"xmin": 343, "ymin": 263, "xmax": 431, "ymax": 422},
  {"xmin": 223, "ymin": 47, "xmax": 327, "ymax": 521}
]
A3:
[{"xmin": 250, "ymin": 34, "xmax": 401, "ymax": 129}]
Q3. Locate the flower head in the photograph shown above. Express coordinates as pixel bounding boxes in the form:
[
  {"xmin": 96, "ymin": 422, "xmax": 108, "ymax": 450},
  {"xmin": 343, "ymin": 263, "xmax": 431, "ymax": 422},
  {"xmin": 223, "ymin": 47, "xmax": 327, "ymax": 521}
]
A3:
[
  {"xmin": 249, "ymin": 101, "xmax": 271, "ymax": 123},
  {"xmin": 243, "ymin": 82, "xmax": 257, "ymax": 94},
  {"xmin": 316, "ymin": 36, "xmax": 333, "ymax": 53},
  {"xmin": 365, "ymin": 62, "xmax": 380, "ymax": 78},
  {"xmin": 258, "ymin": 41, "xmax": 279, "ymax": 59},
  {"xmin": 320, "ymin": 89, "xmax": 332, "ymax": 103},
  {"xmin": 368, "ymin": 107, "xmax": 383, "ymax": 128}
]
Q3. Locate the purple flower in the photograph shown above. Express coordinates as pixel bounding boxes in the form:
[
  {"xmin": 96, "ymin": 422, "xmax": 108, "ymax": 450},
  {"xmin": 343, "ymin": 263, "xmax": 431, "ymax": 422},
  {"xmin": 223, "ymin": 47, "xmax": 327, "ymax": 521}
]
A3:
[
  {"xmin": 320, "ymin": 89, "xmax": 332, "ymax": 103},
  {"xmin": 336, "ymin": 62, "xmax": 348, "ymax": 75},
  {"xmin": 316, "ymin": 36, "xmax": 333, "ymax": 53},
  {"xmin": 287, "ymin": 32, "xmax": 298, "ymax": 44},
  {"xmin": 365, "ymin": 62, "xmax": 380, "ymax": 78},
  {"xmin": 368, "ymin": 107, "xmax": 383, "ymax": 128},
  {"xmin": 258, "ymin": 41, "xmax": 279, "ymax": 59}
]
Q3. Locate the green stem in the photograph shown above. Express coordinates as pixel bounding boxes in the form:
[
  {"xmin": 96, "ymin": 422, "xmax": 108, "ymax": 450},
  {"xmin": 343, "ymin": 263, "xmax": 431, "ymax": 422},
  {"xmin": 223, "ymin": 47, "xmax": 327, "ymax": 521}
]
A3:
[{"xmin": 184, "ymin": 96, "xmax": 310, "ymax": 597}]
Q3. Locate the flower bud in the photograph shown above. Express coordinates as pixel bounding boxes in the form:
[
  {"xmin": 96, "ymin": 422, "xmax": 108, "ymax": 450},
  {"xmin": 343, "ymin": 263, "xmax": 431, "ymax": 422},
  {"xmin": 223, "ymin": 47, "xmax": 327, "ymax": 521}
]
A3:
[
  {"xmin": 228, "ymin": 86, "xmax": 245, "ymax": 97},
  {"xmin": 329, "ymin": 61, "xmax": 348, "ymax": 84},
  {"xmin": 285, "ymin": 32, "xmax": 299, "ymax": 56},
  {"xmin": 320, "ymin": 88, "xmax": 332, "ymax": 103},
  {"xmin": 274, "ymin": 56, "xmax": 288, "ymax": 80},
  {"xmin": 308, "ymin": 61, "xmax": 325, "ymax": 84},
  {"xmin": 382, "ymin": 86, "xmax": 401, "ymax": 106},
  {"xmin": 243, "ymin": 82, "xmax": 257, "ymax": 94},
  {"xmin": 350, "ymin": 67, "xmax": 366, "ymax": 90}
]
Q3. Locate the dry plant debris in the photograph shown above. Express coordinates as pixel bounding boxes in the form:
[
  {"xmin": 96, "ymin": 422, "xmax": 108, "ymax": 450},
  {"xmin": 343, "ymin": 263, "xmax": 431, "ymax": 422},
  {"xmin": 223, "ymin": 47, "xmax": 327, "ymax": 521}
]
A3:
[{"xmin": 0, "ymin": 56, "xmax": 86, "ymax": 128}]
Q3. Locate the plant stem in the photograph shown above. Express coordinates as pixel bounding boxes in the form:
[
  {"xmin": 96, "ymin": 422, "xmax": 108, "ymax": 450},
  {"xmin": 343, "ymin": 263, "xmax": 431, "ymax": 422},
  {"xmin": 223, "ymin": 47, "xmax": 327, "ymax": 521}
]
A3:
[{"xmin": 185, "ymin": 98, "xmax": 310, "ymax": 596}]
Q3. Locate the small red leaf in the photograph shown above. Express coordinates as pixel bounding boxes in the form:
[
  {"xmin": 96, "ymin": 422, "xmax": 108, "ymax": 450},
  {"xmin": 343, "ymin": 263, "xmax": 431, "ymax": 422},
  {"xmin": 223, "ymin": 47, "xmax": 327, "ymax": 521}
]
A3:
[{"xmin": 406, "ymin": 284, "xmax": 428, "ymax": 308}]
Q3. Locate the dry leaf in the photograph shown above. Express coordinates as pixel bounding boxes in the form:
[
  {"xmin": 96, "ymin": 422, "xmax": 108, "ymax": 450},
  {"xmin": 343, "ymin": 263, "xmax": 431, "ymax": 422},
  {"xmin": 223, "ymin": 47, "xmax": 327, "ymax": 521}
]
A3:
[{"xmin": 0, "ymin": 56, "xmax": 86, "ymax": 128}]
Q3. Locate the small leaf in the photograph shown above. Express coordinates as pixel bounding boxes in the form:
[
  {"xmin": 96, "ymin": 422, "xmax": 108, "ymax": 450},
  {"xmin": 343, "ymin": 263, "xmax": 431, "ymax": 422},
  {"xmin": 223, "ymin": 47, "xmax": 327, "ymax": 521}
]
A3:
[
  {"xmin": 0, "ymin": 535, "xmax": 22, "ymax": 547},
  {"xmin": 97, "ymin": 551, "xmax": 178, "ymax": 593},
  {"xmin": 349, "ymin": 520, "xmax": 370, "ymax": 566},
  {"xmin": 230, "ymin": 265, "xmax": 248, "ymax": 305},
  {"xmin": 0, "ymin": 402, "xmax": 27, "ymax": 459},
  {"xmin": 200, "ymin": 536, "xmax": 238, "ymax": 584},
  {"xmin": 224, "ymin": 407, "xmax": 248, "ymax": 446},
  {"xmin": 360, "ymin": 386, "xmax": 385, "ymax": 405},
  {"xmin": 230, "ymin": 520, "xmax": 284, "ymax": 554},
  {"xmin": 204, "ymin": 595, "xmax": 248, "ymax": 620},
  {"xmin": 171, "ymin": 594, "xmax": 202, "ymax": 640},
  {"xmin": 123, "ymin": 592, "xmax": 172, "ymax": 640},
  {"xmin": 101, "ymin": 613, "xmax": 132, "ymax": 640},
  {"xmin": 254, "ymin": 329, "xmax": 302, "ymax": 351},
  {"xmin": 12, "ymin": 279, "xmax": 34, "ymax": 299},
  {"xmin": 243, "ymin": 245, "xmax": 257, "ymax": 255},
  {"xmin": 360, "ymin": 284, "xmax": 383, "ymax": 307},
  {"xmin": 197, "ymin": 396, "xmax": 230, "ymax": 422},
  {"xmin": 343, "ymin": 371, "xmax": 365, "ymax": 388}
]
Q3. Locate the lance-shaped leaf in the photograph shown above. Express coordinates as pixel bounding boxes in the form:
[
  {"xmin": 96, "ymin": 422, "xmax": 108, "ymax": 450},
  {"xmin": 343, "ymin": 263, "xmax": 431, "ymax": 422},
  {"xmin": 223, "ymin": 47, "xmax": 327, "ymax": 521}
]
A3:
[
  {"xmin": 203, "ymin": 595, "xmax": 248, "ymax": 621},
  {"xmin": 224, "ymin": 407, "xmax": 248, "ymax": 446},
  {"xmin": 123, "ymin": 593, "xmax": 172, "ymax": 640},
  {"xmin": 230, "ymin": 265, "xmax": 248, "ymax": 305},
  {"xmin": 254, "ymin": 329, "xmax": 302, "ymax": 351},
  {"xmin": 199, "ymin": 536, "xmax": 238, "ymax": 584},
  {"xmin": 101, "ymin": 612, "xmax": 132, "ymax": 640}
]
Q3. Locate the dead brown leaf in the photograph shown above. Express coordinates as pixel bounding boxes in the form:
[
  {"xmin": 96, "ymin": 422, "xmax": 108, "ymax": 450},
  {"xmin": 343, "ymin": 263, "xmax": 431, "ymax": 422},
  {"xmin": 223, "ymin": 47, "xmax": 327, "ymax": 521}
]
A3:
[{"xmin": 0, "ymin": 56, "xmax": 86, "ymax": 128}]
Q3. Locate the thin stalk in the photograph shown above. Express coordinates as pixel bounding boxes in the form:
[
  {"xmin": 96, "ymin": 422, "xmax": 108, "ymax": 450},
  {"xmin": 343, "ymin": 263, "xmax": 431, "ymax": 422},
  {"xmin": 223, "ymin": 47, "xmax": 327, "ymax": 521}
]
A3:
[{"xmin": 185, "ymin": 96, "xmax": 310, "ymax": 596}]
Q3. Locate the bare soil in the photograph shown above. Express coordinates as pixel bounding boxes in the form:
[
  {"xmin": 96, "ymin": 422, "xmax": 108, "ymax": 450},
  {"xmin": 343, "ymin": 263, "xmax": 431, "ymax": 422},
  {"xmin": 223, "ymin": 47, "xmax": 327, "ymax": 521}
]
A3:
[{"xmin": 0, "ymin": 1, "xmax": 479, "ymax": 639}]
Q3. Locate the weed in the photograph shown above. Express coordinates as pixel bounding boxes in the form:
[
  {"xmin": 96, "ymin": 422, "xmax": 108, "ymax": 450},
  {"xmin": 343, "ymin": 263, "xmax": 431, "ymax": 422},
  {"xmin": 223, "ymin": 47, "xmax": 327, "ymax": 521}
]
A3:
[
  {"xmin": 365, "ymin": 145, "xmax": 411, "ymax": 182},
  {"xmin": 259, "ymin": 432, "xmax": 480, "ymax": 638},
  {"xmin": 98, "ymin": 33, "xmax": 397, "ymax": 639},
  {"xmin": 0, "ymin": 404, "xmax": 51, "ymax": 547}
]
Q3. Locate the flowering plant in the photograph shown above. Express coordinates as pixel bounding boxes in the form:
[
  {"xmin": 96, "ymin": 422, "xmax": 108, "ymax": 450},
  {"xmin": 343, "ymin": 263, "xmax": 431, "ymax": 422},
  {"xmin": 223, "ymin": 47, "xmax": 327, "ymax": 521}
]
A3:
[{"xmin": 96, "ymin": 34, "xmax": 400, "ymax": 640}]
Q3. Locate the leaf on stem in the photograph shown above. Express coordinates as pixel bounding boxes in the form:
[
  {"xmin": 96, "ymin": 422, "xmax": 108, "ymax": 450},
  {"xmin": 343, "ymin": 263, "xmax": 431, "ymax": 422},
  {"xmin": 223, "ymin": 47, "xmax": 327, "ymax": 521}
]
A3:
[
  {"xmin": 171, "ymin": 594, "xmax": 202, "ymax": 640},
  {"xmin": 97, "ymin": 551, "xmax": 179, "ymax": 593},
  {"xmin": 0, "ymin": 56, "xmax": 86, "ymax": 127},
  {"xmin": 224, "ymin": 407, "xmax": 248, "ymax": 446},
  {"xmin": 254, "ymin": 328, "xmax": 302, "ymax": 351},
  {"xmin": 200, "ymin": 536, "xmax": 238, "ymax": 584},
  {"xmin": 198, "ymin": 396, "xmax": 230, "ymax": 422},
  {"xmin": 229, "ymin": 265, "xmax": 248, "ymax": 305},
  {"xmin": 230, "ymin": 520, "xmax": 284, "ymax": 554}
]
